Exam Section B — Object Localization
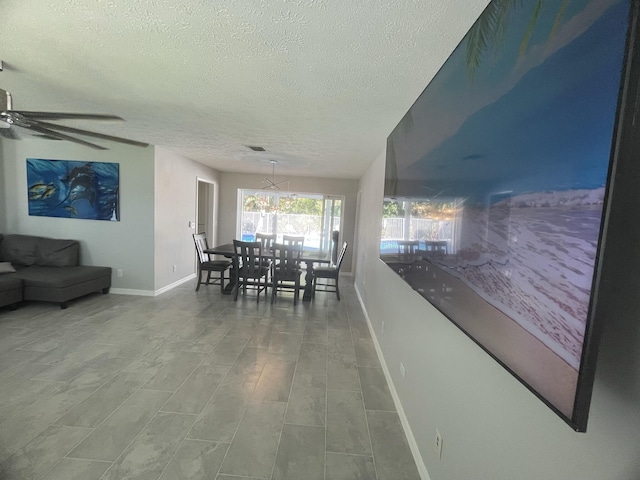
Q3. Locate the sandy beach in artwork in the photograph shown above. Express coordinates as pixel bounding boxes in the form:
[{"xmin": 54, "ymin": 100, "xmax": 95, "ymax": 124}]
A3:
[
  {"xmin": 383, "ymin": 188, "xmax": 604, "ymax": 416},
  {"xmin": 437, "ymin": 188, "xmax": 604, "ymax": 370}
]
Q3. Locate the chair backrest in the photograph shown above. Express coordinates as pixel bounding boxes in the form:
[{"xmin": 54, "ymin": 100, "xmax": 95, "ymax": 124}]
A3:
[
  {"xmin": 335, "ymin": 241, "xmax": 348, "ymax": 271},
  {"xmin": 272, "ymin": 243, "xmax": 302, "ymax": 277},
  {"xmin": 282, "ymin": 235, "xmax": 304, "ymax": 249},
  {"xmin": 255, "ymin": 232, "xmax": 276, "ymax": 253},
  {"xmin": 193, "ymin": 233, "xmax": 210, "ymax": 264},
  {"xmin": 233, "ymin": 240, "xmax": 263, "ymax": 275},
  {"xmin": 397, "ymin": 240, "xmax": 418, "ymax": 255},
  {"xmin": 331, "ymin": 230, "xmax": 340, "ymax": 265}
]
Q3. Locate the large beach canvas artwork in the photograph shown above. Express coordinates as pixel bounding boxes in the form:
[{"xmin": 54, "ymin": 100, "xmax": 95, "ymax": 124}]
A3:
[
  {"xmin": 381, "ymin": 0, "xmax": 634, "ymax": 430},
  {"xmin": 26, "ymin": 158, "xmax": 120, "ymax": 221}
]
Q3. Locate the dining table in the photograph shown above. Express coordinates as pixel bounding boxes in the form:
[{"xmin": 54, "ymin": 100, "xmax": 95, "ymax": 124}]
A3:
[{"xmin": 204, "ymin": 243, "xmax": 332, "ymax": 301}]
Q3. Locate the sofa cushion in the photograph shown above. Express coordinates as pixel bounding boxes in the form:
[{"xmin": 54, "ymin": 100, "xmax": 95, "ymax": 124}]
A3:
[
  {"xmin": 0, "ymin": 274, "xmax": 21, "ymax": 288},
  {"xmin": 36, "ymin": 238, "xmax": 79, "ymax": 267},
  {"xmin": 0, "ymin": 234, "xmax": 39, "ymax": 266},
  {"xmin": 0, "ymin": 274, "xmax": 23, "ymax": 308},
  {"xmin": 0, "ymin": 262, "xmax": 16, "ymax": 274},
  {"xmin": 11, "ymin": 265, "xmax": 111, "ymax": 289}
]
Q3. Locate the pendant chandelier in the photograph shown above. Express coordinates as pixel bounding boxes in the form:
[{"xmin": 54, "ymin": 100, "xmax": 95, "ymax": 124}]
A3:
[{"xmin": 262, "ymin": 160, "xmax": 290, "ymax": 190}]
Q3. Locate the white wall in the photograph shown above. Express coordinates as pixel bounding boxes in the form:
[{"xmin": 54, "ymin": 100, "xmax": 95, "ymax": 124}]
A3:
[
  {"xmin": 217, "ymin": 172, "xmax": 358, "ymax": 273},
  {"xmin": 355, "ymin": 151, "xmax": 640, "ymax": 480},
  {"xmin": 0, "ymin": 136, "xmax": 156, "ymax": 291},
  {"xmin": 154, "ymin": 147, "xmax": 220, "ymax": 290}
]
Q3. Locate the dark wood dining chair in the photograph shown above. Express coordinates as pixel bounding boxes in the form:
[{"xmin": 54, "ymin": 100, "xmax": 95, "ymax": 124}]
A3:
[
  {"xmin": 193, "ymin": 233, "xmax": 232, "ymax": 292},
  {"xmin": 271, "ymin": 243, "xmax": 303, "ymax": 305},
  {"xmin": 255, "ymin": 232, "xmax": 276, "ymax": 274},
  {"xmin": 282, "ymin": 235, "xmax": 304, "ymax": 249},
  {"xmin": 397, "ymin": 239, "xmax": 419, "ymax": 263},
  {"xmin": 255, "ymin": 232, "xmax": 276, "ymax": 252},
  {"xmin": 233, "ymin": 240, "xmax": 269, "ymax": 302},
  {"xmin": 312, "ymin": 241, "xmax": 348, "ymax": 300}
]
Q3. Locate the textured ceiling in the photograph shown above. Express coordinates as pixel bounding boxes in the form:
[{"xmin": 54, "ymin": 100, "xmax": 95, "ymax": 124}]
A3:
[{"xmin": 0, "ymin": 0, "xmax": 490, "ymax": 179}]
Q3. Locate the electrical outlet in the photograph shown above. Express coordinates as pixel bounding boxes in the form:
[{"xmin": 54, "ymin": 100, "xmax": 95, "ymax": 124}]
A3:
[
  {"xmin": 381, "ymin": 321, "xmax": 385, "ymax": 334},
  {"xmin": 400, "ymin": 362, "xmax": 406, "ymax": 378},
  {"xmin": 172, "ymin": 265, "xmax": 177, "ymax": 272},
  {"xmin": 435, "ymin": 429, "xmax": 443, "ymax": 459},
  {"xmin": 117, "ymin": 269, "xmax": 123, "ymax": 277}
]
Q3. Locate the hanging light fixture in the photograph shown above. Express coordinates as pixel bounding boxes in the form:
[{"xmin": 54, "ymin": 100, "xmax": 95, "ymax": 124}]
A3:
[{"xmin": 262, "ymin": 160, "xmax": 290, "ymax": 190}]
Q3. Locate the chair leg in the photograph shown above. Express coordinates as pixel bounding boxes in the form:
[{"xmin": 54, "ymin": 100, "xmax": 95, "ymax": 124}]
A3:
[
  {"xmin": 271, "ymin": 278, "xmax": 276, "ymax": 304},
  {"xmin": 219, "ymin": 270, "xmax": 226, "ymax": 293},
  {"xmin": 234, "ymin": 276, "xmax": 240, "ymax": 301},
  {"xmin": 335, "ymin": 276, "xmax": 340, "ymax": 301},
  {"xmin": 265, "ymin": 275, "xmax": 269, "ymax": 301},
  {"xmin": 312, "ymin": 276, "xmax": 317, "ymax": 299},
  {"xmin": 256, "ymin": 276, "xmax": 261, "ymax": 303},
  {"xmin": 206, "ymin": 271, "xmax": 212, "ymax": 285},
  {"xmin": 196, "ymin": 270, "xmax": 202, "ymax": 292}
]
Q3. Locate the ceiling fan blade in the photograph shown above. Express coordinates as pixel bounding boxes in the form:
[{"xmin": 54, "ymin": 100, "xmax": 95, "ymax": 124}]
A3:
[
  {"xmin": 8, "ymin": 111, "xmax": 124, "ymax": 121},
  {"xmin": 35, "ymin": 120, "xmax": 149, "ymax": 148},
  {"xmin": 32, "ymin": 134, "xmax": 63, "ymax": 141},
  {"xmin": 25, "ymin": 124, "xmax": 107, "ymax": 150}
]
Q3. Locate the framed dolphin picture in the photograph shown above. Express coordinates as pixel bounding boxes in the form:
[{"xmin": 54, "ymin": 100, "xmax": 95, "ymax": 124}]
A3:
[{"xmin": 26, "ymin": 158, "xmax": 120, "ymax": 221}]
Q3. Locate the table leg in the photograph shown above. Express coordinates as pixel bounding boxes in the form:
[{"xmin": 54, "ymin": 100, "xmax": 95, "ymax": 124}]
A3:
[
  {"xmin": 302, "ymin": 260, "xmax": 315, "ymax": 301},
  {"xmin": 222, "ymin": 266, "xmax": 237, "ymax": 295}
]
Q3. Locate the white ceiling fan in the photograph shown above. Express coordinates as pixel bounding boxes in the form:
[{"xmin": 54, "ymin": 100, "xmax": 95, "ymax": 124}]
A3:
[{"xmin": 0, "ymin": 87, "xmax": 148, "ymax": 150}]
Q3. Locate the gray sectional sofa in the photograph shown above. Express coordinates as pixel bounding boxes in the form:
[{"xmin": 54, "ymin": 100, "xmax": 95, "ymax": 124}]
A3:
[{"xmin": 0, "ymin": 233, "xmax": 112, "ymax": 309}]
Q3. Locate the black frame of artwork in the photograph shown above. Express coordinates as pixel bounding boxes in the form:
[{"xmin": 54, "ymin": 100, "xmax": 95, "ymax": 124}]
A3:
[{"xmin": 381, "ymin": 0, "xmax": 640, "ymax": 431}]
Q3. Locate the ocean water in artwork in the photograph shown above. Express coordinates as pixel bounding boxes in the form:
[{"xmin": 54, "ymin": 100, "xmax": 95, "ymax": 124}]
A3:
[{"xmin": 26, "ymin": 158, "xmax": 119, "ymax": 221}]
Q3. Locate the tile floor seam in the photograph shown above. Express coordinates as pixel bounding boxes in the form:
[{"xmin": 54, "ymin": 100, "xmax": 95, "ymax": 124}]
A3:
[
  {"xmin": 154, "ymin": 416, "xmax": 196, "ymax": 480},
  {"xmin": 324, "ymin": 342, "xmax": 329, "ymax": 480},
  {"xmin": 37, "ymin": 425, "xmax": 99, "ymax": 480},
  {"xmin": 188, "ymin": 337, "xmax": 261, "ymax": 477},
  {"xmin": 347, "ymin": 303, "xmax": 380, "ymax": 480},
  {"xmin": 56, "ymin": 374, "xmax": 149, "ymax": 429},
  {"xmin": 271, "ymin": 315, "xmax": 307, "ymax": 480},
  {"xmin": 91, "ymin": 406, "xmax": 165, "ymax": 478}
]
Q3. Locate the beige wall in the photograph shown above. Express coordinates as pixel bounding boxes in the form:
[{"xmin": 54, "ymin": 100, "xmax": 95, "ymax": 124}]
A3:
[
  {"xmin": 355, "ymin": 151, "xmax": 640, "ymax": 480},
  {"xmin": 153, "ymin": 147, "xmax": 220, "ymax": 290},
  {"xmin": 218, "ymin": 171, "xmax": 358, "ymax": 273},
  {"xmin": 0, "ymin": 136, "xmax": 156, "ymax": 291}
]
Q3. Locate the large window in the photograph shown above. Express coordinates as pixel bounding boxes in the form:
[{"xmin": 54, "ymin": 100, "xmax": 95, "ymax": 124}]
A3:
[{"xmin": 238, "ymin": 190, "xmax": 343, "ymax": 252}]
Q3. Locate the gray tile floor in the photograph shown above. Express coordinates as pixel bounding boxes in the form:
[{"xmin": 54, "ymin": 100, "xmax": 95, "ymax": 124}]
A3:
[{"xmin": 0, "ymin": 280, "xmax": 421, "ymax": 480}]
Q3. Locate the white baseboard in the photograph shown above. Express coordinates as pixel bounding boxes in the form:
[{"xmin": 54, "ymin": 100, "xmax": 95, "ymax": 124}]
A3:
[
  {"xmin": 154, "ymin": 274, "xmax": 196, "ymax": 295},
  {"xmin": 110, "ymin": 274, "xmax": 196, "ymax": 297},
  {"xmin": 109, "ymin": 288, "xmax": 155, "ymax": 296},
  {"xmin": 354, "ymin": 284, "xmax": 431, "ymax": 480}
]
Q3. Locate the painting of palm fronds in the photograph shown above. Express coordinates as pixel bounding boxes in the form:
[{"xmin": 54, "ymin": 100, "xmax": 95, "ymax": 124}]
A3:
[{"xmin": 26, "ymin": 158, "xmax": 120, "ymax": 221}]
